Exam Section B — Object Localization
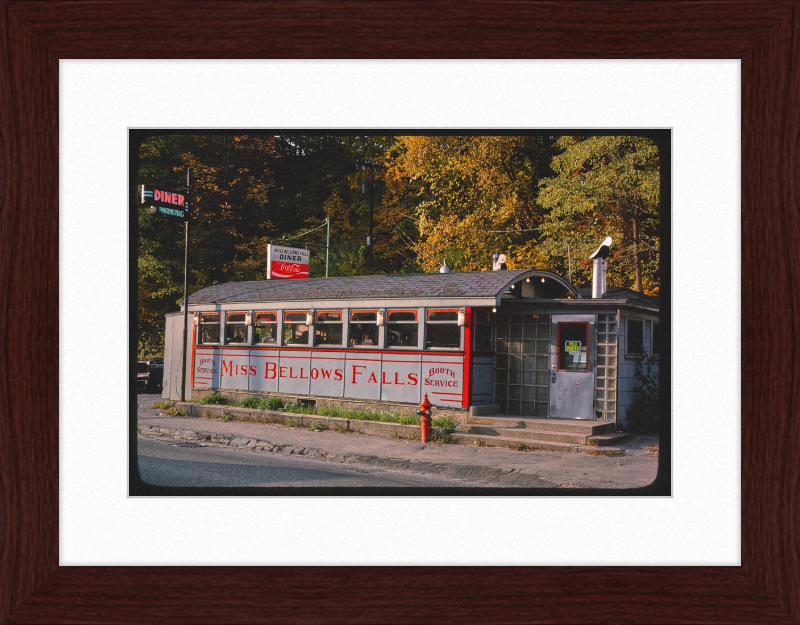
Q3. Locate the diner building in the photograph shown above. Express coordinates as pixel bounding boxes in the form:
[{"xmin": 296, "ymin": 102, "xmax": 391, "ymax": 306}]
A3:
[{"xmin": 161, "ymin": 269, "xmax": 659, "ymax": 428}]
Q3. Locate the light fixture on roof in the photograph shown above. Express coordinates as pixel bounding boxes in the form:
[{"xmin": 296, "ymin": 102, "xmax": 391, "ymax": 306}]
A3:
[
  {"xmin": 526, "ymin": 277, "xmax": 530, "ymax": 283},
  {"xmin": 510, "ymin": 284, "xmax": 515, "ymax": 289},
  {"xmin": 541, "ymin": 278, "xmax": 546, "ymax": 283},
  {"xmin": 492, "ymin": 306, "xmax": 497, "ymax": 313}
]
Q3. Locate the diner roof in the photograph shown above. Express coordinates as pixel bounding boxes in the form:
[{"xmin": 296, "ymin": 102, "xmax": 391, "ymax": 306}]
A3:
[{"xmin": 187, "ymin": 270, "xmax": 579, "ymax": 306}]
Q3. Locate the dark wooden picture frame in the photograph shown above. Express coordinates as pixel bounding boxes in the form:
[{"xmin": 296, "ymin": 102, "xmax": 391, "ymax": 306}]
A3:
[{"xmin": 1, "ymin": 2, "xmax": 795, "ymax": 623}]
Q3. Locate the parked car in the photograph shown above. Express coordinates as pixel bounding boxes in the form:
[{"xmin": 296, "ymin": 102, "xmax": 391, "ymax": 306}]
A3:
[
  {"xmin": 147, "ymin": 360, "xmax": 164, "ymax": 391},
  {"xmin": 137, "ymin": 361, "xmax": 150, "ymax": 392},
  {"xmin": 137, "ymin": 359, "xmax": 164, "ymax": 392}
]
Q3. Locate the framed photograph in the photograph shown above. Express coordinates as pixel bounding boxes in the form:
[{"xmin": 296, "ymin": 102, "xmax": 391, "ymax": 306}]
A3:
[
  {"xmin": 1, "ymin": 2, "xmax": 791, "ymax": 623},
  {"xmin": 129, "ymin": 128, "xmax": 669, "ymax": 497}
]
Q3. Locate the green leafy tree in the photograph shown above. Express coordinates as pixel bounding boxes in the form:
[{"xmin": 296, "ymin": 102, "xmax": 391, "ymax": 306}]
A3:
[{"xmin": 537, "ymin": 136, "xmax": 660, "ymax": 295}]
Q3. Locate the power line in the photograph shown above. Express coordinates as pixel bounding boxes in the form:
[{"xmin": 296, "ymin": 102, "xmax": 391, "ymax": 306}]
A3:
[{"xmin": 289, "ymin": 221, "xmax": 328, "ymax": 239}]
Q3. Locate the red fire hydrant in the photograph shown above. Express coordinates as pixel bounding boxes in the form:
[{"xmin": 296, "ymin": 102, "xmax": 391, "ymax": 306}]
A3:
[{"xmin": 417, "ymin": 394, "xmax": 433, "ymax": 443}]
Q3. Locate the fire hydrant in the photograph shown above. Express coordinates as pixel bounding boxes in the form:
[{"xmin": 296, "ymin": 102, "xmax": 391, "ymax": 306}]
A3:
[{"xmin": 417, "ymin": 394, "xmax": 433, "ymax": 443}]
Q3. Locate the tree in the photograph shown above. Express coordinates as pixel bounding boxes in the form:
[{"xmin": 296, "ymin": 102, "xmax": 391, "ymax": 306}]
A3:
[
  {"xmin": 137, "ymin": 134, "xmax": 277, "ymax": 357},
  {"xmin": 387, "ymin": 135, "xmax": 557, "ymax": 272},
  {"xmin": 537, "ymin": 135, "xmax": 660, "ymax": 295}
]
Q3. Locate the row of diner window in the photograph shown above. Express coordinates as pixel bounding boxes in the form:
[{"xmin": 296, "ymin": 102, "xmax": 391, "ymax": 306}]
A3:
[{"xmin": 196, "ymin": 309, "xmax": 482, "ymax": 350}]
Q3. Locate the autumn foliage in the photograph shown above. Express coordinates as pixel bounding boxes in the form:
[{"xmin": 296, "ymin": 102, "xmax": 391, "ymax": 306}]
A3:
[{"xmin": 136, "ymin": 133, "xmax": 662, "ymax": 358}]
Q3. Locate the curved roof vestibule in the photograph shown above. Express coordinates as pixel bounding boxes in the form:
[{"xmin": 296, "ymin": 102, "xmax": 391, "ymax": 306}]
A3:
[{"xmin": 187, "ymin": 269, "xmax": 580, "ymax": 308}]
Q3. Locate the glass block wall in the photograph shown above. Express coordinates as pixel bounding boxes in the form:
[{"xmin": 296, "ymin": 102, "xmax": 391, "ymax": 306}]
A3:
[
  {"xmin": 494, "ymin": 313, "xmax": 551, "ymax": 416},
  {"xmin": 595, "ymin": 313, "xmax": 618, "ymax": 421}
]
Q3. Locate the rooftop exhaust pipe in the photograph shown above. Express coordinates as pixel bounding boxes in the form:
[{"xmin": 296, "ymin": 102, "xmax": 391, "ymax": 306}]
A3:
[
  {"xmin": 588, "ymin": 236, "xmax": 612, "ymax": 298},
  {"xmin": 492, "ymin": 253, "xmax": 507, "ymax": 271}
]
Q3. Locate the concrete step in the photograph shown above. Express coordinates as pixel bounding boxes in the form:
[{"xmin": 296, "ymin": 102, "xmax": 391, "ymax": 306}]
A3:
[
  {"xmin": 449, "ymin": 432, "xmax": 581, "ymax": 453},
  {"xmin": 586, "ymin": 432, "xmax": 631, "ymax": 446},
  {"xmin": 458, "ymin": 423, "xmax": 588, "ymax": 444},
  {"xmin": 466, "ymin": 415, "xmax": 615, "ymax": 435}
]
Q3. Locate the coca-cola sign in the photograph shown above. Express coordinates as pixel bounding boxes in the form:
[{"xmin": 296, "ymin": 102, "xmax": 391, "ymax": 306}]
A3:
[{"xmin": 267, "ymin": 244, "xmax": 310, "ymax": 279}]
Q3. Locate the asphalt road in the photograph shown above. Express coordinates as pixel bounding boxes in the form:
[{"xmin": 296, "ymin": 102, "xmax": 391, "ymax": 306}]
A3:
[{"xmin": 137, "ymin": 437, "xmax": 468, "ymax": 488}]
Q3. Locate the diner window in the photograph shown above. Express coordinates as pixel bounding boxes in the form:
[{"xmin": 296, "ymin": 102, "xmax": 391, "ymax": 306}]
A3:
[
  {"xmin": 473, "ymin": 310, "xmax": 493, "ymax": 352},
  {"xmin": 225, "ymin": 312, "xmax": 248, "ymax": 344},
  {"xmin": 283, "ymin": 311, "xmax": 310, "ymax": 346},
  {"xmin": 349, "ymin": 310, "xmax": 379, "ymax": 347},
  {"xmin": 386, "ymin": 310, "xmax": 418, "ymax": 348},
  {"xmin": 627, "ymin": 318, "xmax": 644, "ymax": 357},
  {"xmin": 426, "ymin": 309, "xmax": 461, "ymax": 349},
  {"xmin": 253, "ymin": 312, "xmax": 277, "ymax": 345},
  {"xmin": 199, "ymin": 312, "xmax": 220, "ymax": 344},
  {"xmin": 652, "ymin": 322, "xmax": 660, "ymax": 357},
  {"xmin": 557, "ymin": 322, "xmax": 588, "ymax": 372},
  {"xmin": 315, "ymin": 310, "xmax": 343, "ymax": 346}
]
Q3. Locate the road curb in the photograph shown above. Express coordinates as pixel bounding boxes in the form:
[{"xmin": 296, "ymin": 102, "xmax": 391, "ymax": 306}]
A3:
[
  {"xmin": 173, "ymin": 402, "xmax": 450, "ymax": 441},
  {"xmin": 137, "ymin": 425, "xmax": 554, "ymax": 487}
]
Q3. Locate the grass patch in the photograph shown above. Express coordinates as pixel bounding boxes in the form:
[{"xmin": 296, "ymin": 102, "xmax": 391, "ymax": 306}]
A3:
[
  {"xmin": 238, "ymin": 395, "xmax": 267, "ymax": 409},
  {"xmin": 197, "ymin": 394, "xmax": 461, "ymax": 433},
  {"xmin": 431, "ymin": 416, "xmax": 456, "ymax": 433},
  {"xmin": 166, "ymin": 407, "xmax": 190, "ymax": 417},
  {"xmin": 151, "ymin": 400, "xmax": 173, "ymax": 410},
  {"xmin": 197, "ymin": 392, "xmax": 230, "ymax": 405},
  {"xmin": 428, "ymin": 430, "xmax": 455, "ymax": 444},
  {"xmin": 218, "ymin": 409, "xmax": 234, "ymax": 422},
  {"xmin": 309, "ymin": 421, "xmax": 326, "ymax": 432}
]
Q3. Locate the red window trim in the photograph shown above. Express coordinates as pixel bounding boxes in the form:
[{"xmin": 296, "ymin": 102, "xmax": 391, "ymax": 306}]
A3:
[
  {"xmin": 200, "ymin": 312, "xmax": 220, "ymax": 322},
  {"xmin": 226, "ymin": 311, "xmax": 247, "ymax": 322},
  {"xmin": 284, "ymin": 310, "xmax": 308, "ymax": 322},
  {"xmin": 255, "ymin": 311, "xmax": 277, "ymax": 323},
  {"xmin": 387, "ymin": 309, "xmax": 418, "ymax": 322},
  {"xmin": 351, "ymin": 309, "xmax": 378, "ymax": 321},
  {"xmin": 316, "ymin": 310, "xmax": 343, "ymax": 322},
  {"xmin": 427, "ymin": 308, "xmax": 459, "ymax": 322}
]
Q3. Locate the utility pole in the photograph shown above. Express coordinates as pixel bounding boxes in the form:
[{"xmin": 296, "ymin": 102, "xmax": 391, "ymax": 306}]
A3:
[
  {"xmin": 179, "ymin": 167, "xmax": 190, "ymax": 402},
  {"xmin": 366, "ymin": 163, "xmax": 375, "ymax": 268},
  {"xmin": 567, "ymin": 241, "xmax": 572, "ymax": 284},
  {"xmin": 325, "ymin": 216, "xmax": 331, "ymax": 278}
]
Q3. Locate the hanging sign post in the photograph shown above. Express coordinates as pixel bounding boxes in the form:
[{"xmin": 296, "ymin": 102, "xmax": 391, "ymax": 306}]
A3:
[{"xmin": 141, "ymin": 178, "xmax": 192, "ymax": 400}]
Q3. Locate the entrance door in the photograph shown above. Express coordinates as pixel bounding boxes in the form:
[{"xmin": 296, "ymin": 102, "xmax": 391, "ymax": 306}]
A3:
[{"xmin": 549, "ymin": 315, "xmax": 595, "ymax": 419}]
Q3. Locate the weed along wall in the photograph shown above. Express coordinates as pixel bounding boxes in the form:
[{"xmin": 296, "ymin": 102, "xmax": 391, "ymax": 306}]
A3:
[{"xmin": 161, "ymin": 270, "xmax": 659, "ymax": 427}]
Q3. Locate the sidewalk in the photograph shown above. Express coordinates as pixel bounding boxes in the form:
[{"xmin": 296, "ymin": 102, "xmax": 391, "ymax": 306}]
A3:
[{"xmin": 137, "ymin": 394, "xmax": 660, "ymax": 489}]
